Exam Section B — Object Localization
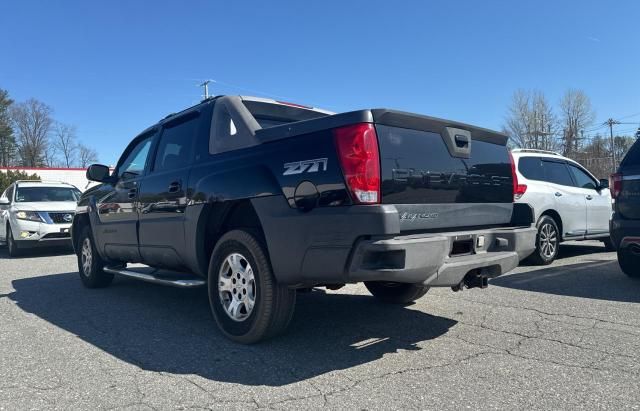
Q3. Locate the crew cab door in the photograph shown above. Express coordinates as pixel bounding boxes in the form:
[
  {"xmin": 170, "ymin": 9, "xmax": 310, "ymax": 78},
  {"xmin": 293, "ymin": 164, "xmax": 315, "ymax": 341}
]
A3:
[
  {"xmin": 137, "ymin": 111, "xmax": 201, "ymax": 269},
  {"xmin": 566, "ymin": 163, "xmax": 611, "ymax": 235},
  {"xmin": 542, "ymin": 159, "xmax": 587, "ymax": 238},
  {"xmin": 95, "ymin": 132, "xmax": 156, "ymax": 262}
]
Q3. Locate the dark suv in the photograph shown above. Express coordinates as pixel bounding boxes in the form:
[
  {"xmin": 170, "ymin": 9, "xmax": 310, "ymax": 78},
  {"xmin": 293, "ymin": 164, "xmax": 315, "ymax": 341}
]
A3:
[{"xmin": 610, "ymin": 139, "xmax": 640, "ymax": 278}]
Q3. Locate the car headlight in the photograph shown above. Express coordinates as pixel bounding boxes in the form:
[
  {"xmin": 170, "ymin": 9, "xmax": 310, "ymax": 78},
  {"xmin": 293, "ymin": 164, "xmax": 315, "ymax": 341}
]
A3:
[{"xmin": 15, "ymin": 210, "xmax": 43, "ymax": 222}]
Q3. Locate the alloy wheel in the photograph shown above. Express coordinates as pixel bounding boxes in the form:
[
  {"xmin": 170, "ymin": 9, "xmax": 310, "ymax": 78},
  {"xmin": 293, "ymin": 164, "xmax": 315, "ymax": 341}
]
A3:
[
  {"xmin": 81, "ymin": 237, "xmax": 93, "ymax": 276},
  {"xmin": 218, "ymin": 253, "xmax": 256, "ymax": 322},
  {"xmin": 539, "ymin": 223, "xmax": 557, "ymax": 259}
]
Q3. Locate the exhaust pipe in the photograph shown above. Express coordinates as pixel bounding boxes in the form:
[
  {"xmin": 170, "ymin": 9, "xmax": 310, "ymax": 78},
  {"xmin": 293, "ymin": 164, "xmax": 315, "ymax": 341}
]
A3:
[{"xmin": 452, "ymin": 271, "xmax": 489, "ymax": 292}]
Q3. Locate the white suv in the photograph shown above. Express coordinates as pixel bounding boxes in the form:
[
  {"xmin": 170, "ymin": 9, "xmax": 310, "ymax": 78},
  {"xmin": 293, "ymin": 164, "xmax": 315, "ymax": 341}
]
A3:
[
  {"xmin": 0, "ymin": 181, "xmax": 81, "ymax": 256},
  {"xmin": 511, "ymin": 149, "xmax": 613, "ymax": 264}
]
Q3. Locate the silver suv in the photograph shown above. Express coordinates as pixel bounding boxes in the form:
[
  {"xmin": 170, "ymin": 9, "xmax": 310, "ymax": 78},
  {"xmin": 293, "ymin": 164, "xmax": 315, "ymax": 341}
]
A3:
[
  {"xmin": 511, "ymin": 149, "xmax": 613, "ymax": 265},
  {"xmin": 0, "ymin": 181, "xmax": 81, "ymax": 256}
]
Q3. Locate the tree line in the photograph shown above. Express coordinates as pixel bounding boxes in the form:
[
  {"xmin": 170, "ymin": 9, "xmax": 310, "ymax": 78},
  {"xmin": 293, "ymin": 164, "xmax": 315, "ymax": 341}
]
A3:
[
  {"xmin": 0, "ymin": 87, "xmax": 99, "ymax": 168},
  {"xmin": 504, "ymin": 88, "xmax": 638, "ymax": 178}
]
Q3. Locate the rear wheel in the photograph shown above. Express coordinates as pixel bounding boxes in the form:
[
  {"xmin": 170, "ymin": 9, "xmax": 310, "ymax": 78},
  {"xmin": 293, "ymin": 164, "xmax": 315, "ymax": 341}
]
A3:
[
  {"xmin": 208, "ymin": 230, "xmax": 296, "ymax": 344},
  {"xmin": 618, "ymin": 248, "xmax": 640, "ymax": 278},
  {"xmin": 364, "ymin": 281, "xmax": 429, "ymax": 304},
  {"xmin": 77, "ymin": 225, "xmax": 114, "ymax": 288},
  {"xmin": 528, "ymin": 215, "xmax": 559, "ymax": 265},
  {"xmin": 6, "ymin": 226, "xmax": 21, "ymax": 257}
]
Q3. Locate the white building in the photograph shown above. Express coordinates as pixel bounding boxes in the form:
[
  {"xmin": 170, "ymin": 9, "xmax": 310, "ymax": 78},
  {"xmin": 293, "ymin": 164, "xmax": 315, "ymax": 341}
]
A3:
[{"xmin": 0, "ymin": 167, "xmax": 97, "ymax": 191}]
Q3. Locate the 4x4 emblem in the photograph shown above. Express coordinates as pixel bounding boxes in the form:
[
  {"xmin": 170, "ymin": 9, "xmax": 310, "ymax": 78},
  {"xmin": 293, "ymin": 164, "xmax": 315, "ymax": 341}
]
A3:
[{"xmin": 283, "ymin": 158, "xmax": 328, "ymax": 175}]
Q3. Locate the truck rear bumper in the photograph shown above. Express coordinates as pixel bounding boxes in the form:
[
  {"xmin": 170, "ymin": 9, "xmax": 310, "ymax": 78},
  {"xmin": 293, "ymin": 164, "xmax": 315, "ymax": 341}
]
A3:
[
  {"xmin": 346, "ymin": 227, "xmax": 535, "ymax": 287},
  {"xmin": 610, "ymin": 216, "xmax": 640, "ymax": 248},
  {"xmin": 252, "ymin": 196, "xmax": 536, "ymax": 287}
]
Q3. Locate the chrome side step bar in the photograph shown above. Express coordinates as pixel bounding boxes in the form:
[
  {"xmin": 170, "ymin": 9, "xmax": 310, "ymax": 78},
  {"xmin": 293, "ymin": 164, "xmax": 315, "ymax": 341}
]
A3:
[{"xmin": 103, "ymin": 266, "xmax": 206, "ymax": 288}]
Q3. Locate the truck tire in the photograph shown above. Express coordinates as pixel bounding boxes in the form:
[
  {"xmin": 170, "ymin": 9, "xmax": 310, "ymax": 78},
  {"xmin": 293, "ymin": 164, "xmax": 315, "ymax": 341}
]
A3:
[
  {"xmin": 618, "ymin": 248, "xmax": 640, "ymax": 278},
  {"xmin": 364, "ymin": 281, "xmax": 429, "ymax": 304},
  {"xmin": 208, "ymin": 229, "xmax": 296, "ymax": 344},
  {"xmin": 527, "ymin": 215, "xmax": 559, "ymax": 265},
  {"xmin": 6, "ymin": 225, "xmax": 22, "ymax": 257},
  {"xmin": 77, "ymin": 225, "xmax": 114, "ymax": 288},
  {"xmin": 603, "ymin": 236, "xmax": 617, "ymax": 252}
]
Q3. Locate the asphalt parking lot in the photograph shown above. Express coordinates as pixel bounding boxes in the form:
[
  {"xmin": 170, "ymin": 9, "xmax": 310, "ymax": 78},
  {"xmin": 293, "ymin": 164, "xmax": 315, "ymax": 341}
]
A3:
[{"xmin": 1, "ymin": 241, "xmax": 639, "ymax": 410}]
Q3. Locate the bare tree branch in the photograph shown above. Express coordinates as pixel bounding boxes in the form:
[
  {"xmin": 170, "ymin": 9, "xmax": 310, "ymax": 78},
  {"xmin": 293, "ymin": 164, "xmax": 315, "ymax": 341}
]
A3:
[
  {"xmin": 77, "ymin": 143, "xmax": 98, "ymax": 167},
  {"xmin": 54, "ymin": 123, "xmax": 78, "ymax": 168},
  {"xmin": 9, "ymin": 99, "xmax": 53, "ymax": 167},
  {"xmin": 559, "ymin": 89, "xmax": 595, "ymax": 156}
]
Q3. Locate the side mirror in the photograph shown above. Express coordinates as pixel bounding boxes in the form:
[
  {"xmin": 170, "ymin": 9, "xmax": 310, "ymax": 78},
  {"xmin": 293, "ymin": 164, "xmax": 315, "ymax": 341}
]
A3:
[
  {"xmin": 0, "ymin": 198, "xmax": 9, "ymax": 205},
  {"xmin": 86, "ymin": 164, "xmax": 112, "ymax": 183},
  {"xmin": 599, "ymin": 178, "xmax": 609, "ymax": 190}
]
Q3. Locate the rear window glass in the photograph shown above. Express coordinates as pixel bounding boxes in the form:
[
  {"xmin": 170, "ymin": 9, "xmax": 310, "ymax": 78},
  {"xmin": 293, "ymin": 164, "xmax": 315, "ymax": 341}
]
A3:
[
  {"xmin": 621, "ymin": 140, "xmax": 640, "ymax": 168},
  {"xmin": 242, "ymin": 100, "xmax": 328, "ymax": 128},
  {"xmin": 518, "ymin": 157, "xmax": 544, "ymax": 180},
  {"xmin": 544, "ymin": 161, "xmax": 574, "ymax": 186}
]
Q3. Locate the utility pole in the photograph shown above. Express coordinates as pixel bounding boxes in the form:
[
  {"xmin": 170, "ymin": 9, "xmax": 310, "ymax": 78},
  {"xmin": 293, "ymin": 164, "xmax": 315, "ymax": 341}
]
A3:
[
  {"xmin": 199, "ymin": 80, "xmax": 213, "ymax": 100},
  {"xmin": 605, "ymin": 118, "xmax": 620, "ymax": 172}
]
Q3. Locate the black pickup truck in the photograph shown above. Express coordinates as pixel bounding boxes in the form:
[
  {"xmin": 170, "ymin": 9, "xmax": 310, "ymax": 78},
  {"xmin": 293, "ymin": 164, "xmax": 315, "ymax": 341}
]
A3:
[
  {"xmin": 610, "ymin": 138, "xmax": 640, "ymax": 278},
  {"xmin": 72, "ymin": 95, "xmax": 536, "ymax": 343}
]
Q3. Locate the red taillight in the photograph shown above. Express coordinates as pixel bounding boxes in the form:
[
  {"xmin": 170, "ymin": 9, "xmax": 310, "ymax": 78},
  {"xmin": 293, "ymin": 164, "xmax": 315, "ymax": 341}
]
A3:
[
  {"xmin": 333, "ymin": 123, "xmax": 381, "ymax": 204},
  {"xmin": 508, "ymin": 152, "xmax": 527, "ymax": 200},
  {"xmin": 610, "ymin": 173, "xmax": 623, "ymax": 199}
]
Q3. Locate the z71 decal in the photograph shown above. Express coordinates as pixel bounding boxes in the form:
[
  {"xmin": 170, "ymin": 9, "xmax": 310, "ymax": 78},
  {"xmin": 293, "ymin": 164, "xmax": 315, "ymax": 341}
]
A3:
[{"xmin": 283, "ymin": 158, "xmax": 328, "ymax": 175}]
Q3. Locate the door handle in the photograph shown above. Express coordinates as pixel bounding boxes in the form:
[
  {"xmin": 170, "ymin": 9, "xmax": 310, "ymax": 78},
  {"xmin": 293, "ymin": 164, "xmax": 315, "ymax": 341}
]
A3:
[
  {"xmin": 554, "ymin": 192, "xmax": 562, "ymax": 197},
  {"xmin": 586, "ymin": 195, "xmax": 593, "ymax": 200},
  {"xmin": 168, "ymin": 181, "xmax": 182, "ymax": 193},
  {"xmin": 128, "ymin": 188, "xmax": 137, "ymax": 199}
]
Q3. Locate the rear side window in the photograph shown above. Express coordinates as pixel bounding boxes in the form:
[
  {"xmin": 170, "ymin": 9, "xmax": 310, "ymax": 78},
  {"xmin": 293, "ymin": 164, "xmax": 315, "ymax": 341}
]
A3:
[
  {"xmin": 154, "ymin": 113, "xmax": 199, "ymax": 171},
  {"xmin": 518, "ymin": 157, "xmax": 544, "ymax": 180},
  {"xmin": 621, "ymin": 140, "xmax": 640, "ymax": 168},
  {"xmin": 543, "ymin": 161, "xmax": 574, "ymax": 186}
]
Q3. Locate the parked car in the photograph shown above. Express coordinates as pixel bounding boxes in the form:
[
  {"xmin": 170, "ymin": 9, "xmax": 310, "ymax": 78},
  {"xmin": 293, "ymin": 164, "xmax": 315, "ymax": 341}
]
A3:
[
  {"xmin": 0, "ymin": 181, "xmax": 81, "ymax": 256},
  {"xmin": 610, "ymin": 138, "xmax": 640, "ymax": 278},
  {"xmin": 511, "ymin": 149, "xmax": 613, "ymax": 265},
  {"xmin": 72, "ymin": 95, "xmax": 536, "ymax": 343}
]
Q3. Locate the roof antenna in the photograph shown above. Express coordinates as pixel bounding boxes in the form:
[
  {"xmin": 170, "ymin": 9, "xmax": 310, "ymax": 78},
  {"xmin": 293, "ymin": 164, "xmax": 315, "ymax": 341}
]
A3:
[{"xmin": 199, "ymin": 79, "xmax": 214, "ymax": 100}]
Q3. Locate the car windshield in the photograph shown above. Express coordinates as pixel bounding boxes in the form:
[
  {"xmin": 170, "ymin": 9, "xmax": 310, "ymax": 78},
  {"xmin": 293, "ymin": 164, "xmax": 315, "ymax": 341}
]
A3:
[{"xmin": 15, "ymin": 186, "xmax": 80, "ymax": 202}]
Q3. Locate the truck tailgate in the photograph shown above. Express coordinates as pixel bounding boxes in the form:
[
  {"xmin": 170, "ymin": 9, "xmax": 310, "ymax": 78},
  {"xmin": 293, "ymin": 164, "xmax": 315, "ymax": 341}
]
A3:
[{"xmin": 373, "ymin": 110, "xmax": 513, "ymax": 231}]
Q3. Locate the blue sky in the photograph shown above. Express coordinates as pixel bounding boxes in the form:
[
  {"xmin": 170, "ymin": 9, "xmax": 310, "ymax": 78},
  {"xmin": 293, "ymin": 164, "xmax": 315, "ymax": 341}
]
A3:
[{"xmin": 1, "ymin": 0, "xmax": 639, "ymax": 164}]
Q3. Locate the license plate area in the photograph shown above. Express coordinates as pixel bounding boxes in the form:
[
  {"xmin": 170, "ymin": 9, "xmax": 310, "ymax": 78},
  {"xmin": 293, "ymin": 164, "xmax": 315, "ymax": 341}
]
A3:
[{"xmin": 450, "ymin": 237, "xmax": 474, "ymax": 257}]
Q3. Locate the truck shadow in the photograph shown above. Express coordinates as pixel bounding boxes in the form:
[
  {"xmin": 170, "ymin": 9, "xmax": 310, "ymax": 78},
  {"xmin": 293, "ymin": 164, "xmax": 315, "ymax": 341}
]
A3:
[
  {"xmin": 492, "ymin": 259, "xmax": 640, "ymax": 303},
  {"xmin": 8, "ymin": 273, "xmax": 456, "ymax": 386}
]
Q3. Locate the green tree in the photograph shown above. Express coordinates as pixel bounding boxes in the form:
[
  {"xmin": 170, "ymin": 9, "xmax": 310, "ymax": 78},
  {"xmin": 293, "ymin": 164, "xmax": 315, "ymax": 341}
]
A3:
[
  {"xmin": 0, "ymin": 88, "xmax": 16, "ymax": 166},
  {"xmin": 0, "ymin": 169, "xmax": 40, "ymax": 193}
]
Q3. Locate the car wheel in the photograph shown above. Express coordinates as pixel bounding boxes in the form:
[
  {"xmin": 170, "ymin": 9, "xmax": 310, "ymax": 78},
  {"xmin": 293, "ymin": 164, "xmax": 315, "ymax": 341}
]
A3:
[
  {"xmin": 603, "ymin": 237, "xmax": 617, "ymax": 252},
  {"xmin": 618, "ymin": 248, "xmax": 640, "ymax": 278},
  {"xmin": 528, "ymin": 215, "xmax": 560, "ymax": 265},
  {"xmin": 208, "ymin": 229, "xmax": 296, "ymax": 344},
  {"xmin": 6, "ymin": 226, "xmax": 22, "ymax": 257},
  {"xmin": 364, "ymin": 281, "xmax": 429, "ymax": 304},
  {"xmin": 77, "ymin": 225, "xmax": 114, "ymax": 288}
]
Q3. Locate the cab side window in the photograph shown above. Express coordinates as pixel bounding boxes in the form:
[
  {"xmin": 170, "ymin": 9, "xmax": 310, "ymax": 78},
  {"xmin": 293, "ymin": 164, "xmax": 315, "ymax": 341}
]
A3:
[
  {"xmin": 153, "ymin": 113, "xmax": 199, "ymax": 172},
  {"xmin": 117, "ymin": 135, "xmax": 154, "ymax": 180},
  {"xmin": 568, "ymin": 164, "xmax": 597, "ymax": 190},
  {"xmin": 543, "ymin": 161, "xmax": 574, "ymax": 186}
]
